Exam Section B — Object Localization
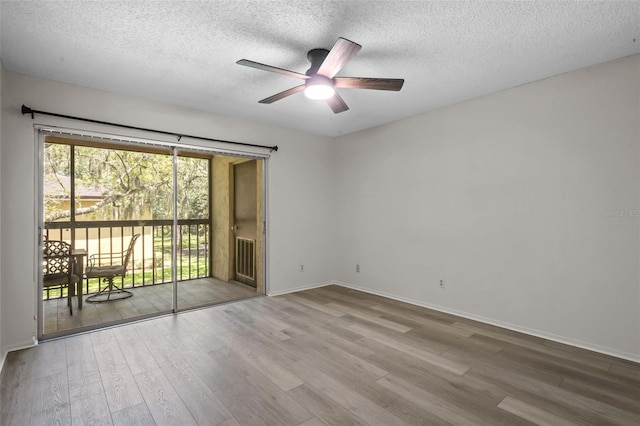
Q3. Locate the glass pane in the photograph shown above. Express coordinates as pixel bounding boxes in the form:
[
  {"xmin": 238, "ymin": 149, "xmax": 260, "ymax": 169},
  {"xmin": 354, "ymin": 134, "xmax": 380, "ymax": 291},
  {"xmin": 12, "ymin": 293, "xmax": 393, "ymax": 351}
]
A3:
[
  {"xmin": 176, "ymin": 156, "xmax": 209, "ymax": 285},
  {"xmin": 176, "ymin": 156, "xmax": 209, "ymax": 220},
  {"xmin": 74, "ymin": 146, "xmax": 174, "ymax": 221},
  {"xmin": 176, "ymin": 155, "xmax": 260, "ymax": 312},
  {"xmin": 43, "ymin": 143, "xmax": 71, "ymax": 223},
  {"xmin": 42, "ymin": 141, "xmax": 176, "ymax": 337}
]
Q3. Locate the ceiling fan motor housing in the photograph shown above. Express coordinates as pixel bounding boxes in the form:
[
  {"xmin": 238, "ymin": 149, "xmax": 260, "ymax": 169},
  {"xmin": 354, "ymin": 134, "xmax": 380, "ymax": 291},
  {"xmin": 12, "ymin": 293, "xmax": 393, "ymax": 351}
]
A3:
[{"xmin": 306, "ymin": 48, "xmax": 330, "ymax": 76}]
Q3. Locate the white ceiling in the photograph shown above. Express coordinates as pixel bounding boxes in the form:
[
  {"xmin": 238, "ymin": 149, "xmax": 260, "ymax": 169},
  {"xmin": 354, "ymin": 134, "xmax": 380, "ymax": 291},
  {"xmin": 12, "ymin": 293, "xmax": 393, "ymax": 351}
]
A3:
[{"xmin": 1, "ymin": 1, "xmax": 639, "ymax": 137}]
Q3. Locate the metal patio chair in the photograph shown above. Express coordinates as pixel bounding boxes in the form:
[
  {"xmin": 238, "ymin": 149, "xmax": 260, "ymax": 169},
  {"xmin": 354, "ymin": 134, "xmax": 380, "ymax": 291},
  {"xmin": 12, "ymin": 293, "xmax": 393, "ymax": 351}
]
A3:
[
  {"xmin": 43, "ymin": 240, "xmax": 79, "ymax": 315},
  {"xmin": 85, "ymin": 234, "xmax": 140, "ymax": 303}
]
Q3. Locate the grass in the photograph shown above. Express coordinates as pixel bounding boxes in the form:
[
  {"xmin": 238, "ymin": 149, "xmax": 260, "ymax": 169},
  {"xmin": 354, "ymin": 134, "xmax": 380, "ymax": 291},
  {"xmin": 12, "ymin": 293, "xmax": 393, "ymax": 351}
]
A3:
[{"xmin": 43, "ymin": 255, "xmax": 208, "ymax": 300}]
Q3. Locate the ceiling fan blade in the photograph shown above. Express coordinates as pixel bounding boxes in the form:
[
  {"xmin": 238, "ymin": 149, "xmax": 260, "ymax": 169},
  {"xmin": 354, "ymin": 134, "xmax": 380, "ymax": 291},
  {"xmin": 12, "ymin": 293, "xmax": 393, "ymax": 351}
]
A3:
[
  {"xmin": 326, "ymin": 92, "xmax": 349, "ymax": 113},
  {"xmin": 334, "ymin": 77, "xmax": 404, "ymax": 91},
  {"xmin": 237, "ymin": 59, "xmax": 309, "ymax": 80},
  {"xmin": 317, "ymin": 38, "xmax": 362, "ymax": 78},
  {"xmin": 258, "ymin": 85, "xmax": 305, "ymax": 104}
]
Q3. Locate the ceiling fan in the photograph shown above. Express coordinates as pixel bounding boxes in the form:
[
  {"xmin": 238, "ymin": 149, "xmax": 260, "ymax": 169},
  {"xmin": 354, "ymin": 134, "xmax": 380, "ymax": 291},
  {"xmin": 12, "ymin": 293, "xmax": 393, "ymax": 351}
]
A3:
[{"xmin": 237, "ymin": 37, "xmax": 404, "ymax": 113}]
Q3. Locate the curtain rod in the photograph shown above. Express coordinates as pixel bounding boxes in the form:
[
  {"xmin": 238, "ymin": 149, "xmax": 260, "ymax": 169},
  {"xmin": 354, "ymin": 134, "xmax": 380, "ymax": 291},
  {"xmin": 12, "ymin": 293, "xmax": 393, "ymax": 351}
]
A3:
[{"xmin": 21, "ymin": 105, "xmax": 278, "ymax": 152}]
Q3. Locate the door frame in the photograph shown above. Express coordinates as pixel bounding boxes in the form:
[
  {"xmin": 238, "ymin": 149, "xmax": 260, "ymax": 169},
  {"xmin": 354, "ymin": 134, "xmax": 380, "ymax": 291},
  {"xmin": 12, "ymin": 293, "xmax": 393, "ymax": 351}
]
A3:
[
  {"xmin": 35, "ymin": 125, "xmax": 270, "ymax": 340},
  {"xmin": 229, "ymin": 158, "xmax": 264, "ymax": 291}
]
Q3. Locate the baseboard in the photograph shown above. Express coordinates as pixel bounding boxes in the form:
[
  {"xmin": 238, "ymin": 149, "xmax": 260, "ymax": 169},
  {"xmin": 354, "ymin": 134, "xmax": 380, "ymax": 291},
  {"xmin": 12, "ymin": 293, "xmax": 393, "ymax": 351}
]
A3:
[
  {"xmin": 0, "ymin": 338, "xmax": 38, "ymax": 376},
  {"xmin": 267, "ymin": 281, "xmax": 333, "ymax": 297},
  {"xmin": 333, "ymin": 281, "xmax": 640, "ymax": 363},
  {"xmin": 0, "ymin": 350, "xmax": 6, "ymax": 376}
]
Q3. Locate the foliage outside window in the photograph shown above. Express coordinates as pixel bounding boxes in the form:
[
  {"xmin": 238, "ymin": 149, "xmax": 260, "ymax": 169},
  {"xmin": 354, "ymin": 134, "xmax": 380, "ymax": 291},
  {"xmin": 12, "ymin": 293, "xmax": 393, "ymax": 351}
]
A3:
[{"xmin": 44, "ymin": 143, "xmax": 209, "ymax": 222}]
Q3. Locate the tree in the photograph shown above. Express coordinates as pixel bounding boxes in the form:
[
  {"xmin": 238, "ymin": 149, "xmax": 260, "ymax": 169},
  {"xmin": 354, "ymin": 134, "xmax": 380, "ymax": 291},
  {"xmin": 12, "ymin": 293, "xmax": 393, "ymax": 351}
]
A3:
[{"xmin": 44, "ymin": 143, "xmax": 209, "ymax": 222}]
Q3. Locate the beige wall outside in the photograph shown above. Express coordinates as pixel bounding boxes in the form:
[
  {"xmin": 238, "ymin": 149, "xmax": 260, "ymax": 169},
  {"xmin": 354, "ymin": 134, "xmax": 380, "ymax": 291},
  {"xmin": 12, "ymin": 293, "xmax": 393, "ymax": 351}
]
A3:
[
  {"xmin": 46, "ymin": 227, "xmax": 153, "ymax": 270},
  {"xmin": 211, "ymin": 156, "xmax": 263, "ymax": 293},
  {"xmin": 255, "ymin": 159, "xmax": 263, "ymax": 294},
  {"xmin": 211, "ymin": 155, "xmax": 235, "ymax": 282}
]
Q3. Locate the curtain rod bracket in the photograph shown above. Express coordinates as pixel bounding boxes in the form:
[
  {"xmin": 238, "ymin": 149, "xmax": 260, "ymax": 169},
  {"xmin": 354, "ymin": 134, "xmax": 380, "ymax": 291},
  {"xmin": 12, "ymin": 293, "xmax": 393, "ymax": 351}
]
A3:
[{"xmin": 20, "ymin": 104, "xmax": 279, "ymax": 152}]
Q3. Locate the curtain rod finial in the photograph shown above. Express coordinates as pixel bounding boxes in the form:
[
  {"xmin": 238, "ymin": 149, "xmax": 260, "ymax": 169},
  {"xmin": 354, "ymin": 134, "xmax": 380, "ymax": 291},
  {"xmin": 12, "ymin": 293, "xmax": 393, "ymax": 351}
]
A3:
[{"xmin": 22, "ymin": 104, "xmax": 34, "ymax": 119}]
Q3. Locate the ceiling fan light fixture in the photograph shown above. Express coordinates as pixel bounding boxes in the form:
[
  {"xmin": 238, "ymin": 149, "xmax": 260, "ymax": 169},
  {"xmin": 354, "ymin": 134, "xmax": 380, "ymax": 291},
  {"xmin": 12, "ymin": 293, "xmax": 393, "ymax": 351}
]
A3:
[{"xmin": 304, "ymin": 75, "xmax": 335, "ymax": 100}]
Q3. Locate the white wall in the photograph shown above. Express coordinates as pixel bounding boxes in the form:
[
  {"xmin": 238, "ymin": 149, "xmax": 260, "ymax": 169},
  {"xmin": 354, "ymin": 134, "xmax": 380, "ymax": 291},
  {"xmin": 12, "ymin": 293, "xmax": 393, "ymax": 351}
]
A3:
[
  {"xmin": 2, "ymin": 55, "xmax": 639, "ymax": 362},
  {"xmin": 0, "ymin": 71, "xmax": 335, "ymax": 350},
  {"xmin": 0, "ymin": 63, "xmax": 4, "ymax": 365},
  {"xmin": 333, "ymin": 55, "xmax": 640, "ymax": 361}
]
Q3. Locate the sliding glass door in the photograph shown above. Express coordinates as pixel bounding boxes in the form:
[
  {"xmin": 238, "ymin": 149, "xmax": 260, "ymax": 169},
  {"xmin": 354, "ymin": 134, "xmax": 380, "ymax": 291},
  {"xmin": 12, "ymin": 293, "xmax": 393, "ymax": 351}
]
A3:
[
  {"xmin": 41, "ymin": 138, "xmax": 176, "ymax": 337},
  {"xmin": 39, "ymin": 131, "xmax": 265, "ymax": 339},
  {"xmin": 174, "ymin": 151, "xmax": 263, "ymax": 310}
]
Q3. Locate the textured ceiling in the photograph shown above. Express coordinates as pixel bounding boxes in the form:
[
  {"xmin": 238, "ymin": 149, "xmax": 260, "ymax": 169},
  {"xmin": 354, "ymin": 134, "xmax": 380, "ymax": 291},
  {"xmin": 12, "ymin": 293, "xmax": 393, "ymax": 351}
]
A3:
[{"xmin": 1, "ymin": 1, "xmax": 639, "ymax": 137}]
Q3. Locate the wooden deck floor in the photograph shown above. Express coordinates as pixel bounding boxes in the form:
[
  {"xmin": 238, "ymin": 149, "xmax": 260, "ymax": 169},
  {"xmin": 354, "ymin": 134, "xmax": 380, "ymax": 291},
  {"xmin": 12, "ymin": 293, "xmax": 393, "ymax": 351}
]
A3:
[
  {"xmin": 4, "ymin": 285, "xmax": 639, "ymax": 425},
  {"xmin": 43, "ymin": 278, "xmax": 258, "ymax": 336}
]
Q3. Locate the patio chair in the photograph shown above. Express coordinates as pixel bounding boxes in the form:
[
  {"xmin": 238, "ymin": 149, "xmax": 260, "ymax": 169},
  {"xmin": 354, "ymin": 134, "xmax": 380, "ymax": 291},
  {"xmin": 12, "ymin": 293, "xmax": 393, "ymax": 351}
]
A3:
[
  {"xmin": 43, "ymin": 240, "xmax": 79, "ymax": 315},
  {"xmin": 85, "ymin": 234, "xmax": 140, "ymax": 303}
]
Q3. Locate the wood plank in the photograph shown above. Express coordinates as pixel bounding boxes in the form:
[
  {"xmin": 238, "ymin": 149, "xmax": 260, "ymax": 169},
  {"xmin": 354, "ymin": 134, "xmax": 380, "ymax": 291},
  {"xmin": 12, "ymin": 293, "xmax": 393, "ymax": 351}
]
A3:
[
  {"xmin": 444, "ymin": 337, "xmax": 565, "ymax": 386},
  {"xmin": 283, "ymin": 293, "xmax": 346, "ymax": 317},
  {"xmin": 66, "ymin": 334, "xmax": 101, "ymax": 388},
  {"xmin": 383, "ymin": 396, "xmax": 457, "ymax": 426},
  {"xmin": 0, "ymin": 349, "xmax": 37, "ymax": 426},
  {"xmin": 288, "ymin": 360, "xmax": 407, "ymax": 426},
  {"xmin": 159, "ymin": 358, "xmax": 233, "ymax": 425},
  {"xmin": 326, "ymin": 302, "xmax": 413, "ymax": 333},
  {"xmin": 135, "ymin": 368, "xmax": 198, "ymax": 426},
  {"xmin": 33, "ymin": 339, "xmax": 67, "ymax": 379},
  {"xmin": 380, "ymin": 306, "xmax": 470, "ymax": 331},
  {"xmin": 282, "ymin": 327, "xmax": 387, "ymax": 381},
  {"xmin": 214, "ymin": 370, "xmax": 313, "ymax": 426},
  {"xmin": 110, "ymin": 402, "xmax": 156, "ymax": 426},
  {"xmin": 451, "ymin": 321, "xmax": 546, "ymax": 353},
  {"xmin": 360, "ymin": 338, "xmax": 508, "ymax": 407},
  {"xmin": 274, "ymin": 309, "xmax": 375, "ymax": 359},
  {"xmin": 279, "ymin": 334, "xmax": 398, "ymax": 407},
  {"xmin": 609, "ymin": 363, "xmax": 640, "ymax": 381},
  {"xmin": 101, "ymin": 374, "xmax": 145, "ymax": 414},
  {"xmin": 299, "ymin": 417, "xmax": 328, "ymax": 426},
  {"xmin": 348, "ymin": 323, "xmax": 469, "ymax": 375},
  {"xmin": 221, "ymin": 305, "xmax": 292, "ymax": 341},
  {"xmin": 69, "ymin": 382, "xmax": 113, "ymax": 426},
  {"xmin": 377, "ymin": 374, "xmax": 484, "ymax": 426},
  {"xmin": 226, "ymin": 299, "xmax": 294, "ymax": 331},
  {"xmin": 190, "ymin": 346, "xmax": 254, "ymax": 394},
  {"xmin": 30, "ymin": 372, "xmax": 71, "ymax": 426},
  {"xmin": 113, "ymin": 324, "xmax": 160, "ymax": 375},
  {"xmin": 498, "ymin": 396, "xmax": 581, "ymax": 426},
  {"xmin": 496, "ymin": 347, "xmax": 639, "ymax": 392},
  {"xmin": 311, "ymin": 286, "xmax": 383, "ymax": 309},
  {"xmin": 91, "ymin": 329, "xmax": 146, "ymax": 414},
  {"xmin": 560, "ymin": 377, "xmax": 640, "ymax": 415},
  {"xmin": 220, "ymin": 332, "xmax": 304, "ymax": 391},
  {"xmin": 218, "ymin": 417, "xmax": 242, "ymax": 426},
  {"xmin": 369, "ymin": 303, "xmax": 468, "ymax": 332},
  {"xmin": 287, "ymin": 383, "xmax": 369, "ymax": 426}
]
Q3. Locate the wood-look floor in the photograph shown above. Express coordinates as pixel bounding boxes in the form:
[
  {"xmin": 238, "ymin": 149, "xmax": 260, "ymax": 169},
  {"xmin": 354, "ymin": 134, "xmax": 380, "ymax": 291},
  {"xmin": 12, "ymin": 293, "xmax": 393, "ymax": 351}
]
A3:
[
  {"xmin": 3, "ymin": 285, "xmax": 639, "ymax": 426},
  {"xmin": 43, "ymin": 278, "xmax": 258, "ymax": 336}
]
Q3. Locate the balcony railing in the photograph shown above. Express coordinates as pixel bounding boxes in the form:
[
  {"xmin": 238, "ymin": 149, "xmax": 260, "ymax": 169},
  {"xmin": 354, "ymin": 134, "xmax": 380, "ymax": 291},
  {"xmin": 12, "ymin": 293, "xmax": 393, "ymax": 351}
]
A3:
[{"xmin": 43, "ymin": 219, "xmax": 210, "ymax": 300}]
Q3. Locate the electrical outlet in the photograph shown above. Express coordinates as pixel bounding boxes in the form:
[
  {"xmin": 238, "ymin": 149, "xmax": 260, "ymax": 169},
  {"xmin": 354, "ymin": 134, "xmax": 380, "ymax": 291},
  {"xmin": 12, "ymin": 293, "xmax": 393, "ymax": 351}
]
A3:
[
  {"xmin": 299, "ymin": 264, "xmax": 304, "ymax": 272},
  {"xmin": 356, "ymin": 264, "xmax": 360, "ymax": 273},
  {"xmin": 439, "ymin": 279, "xmax": 445, "ymax": 288}
]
